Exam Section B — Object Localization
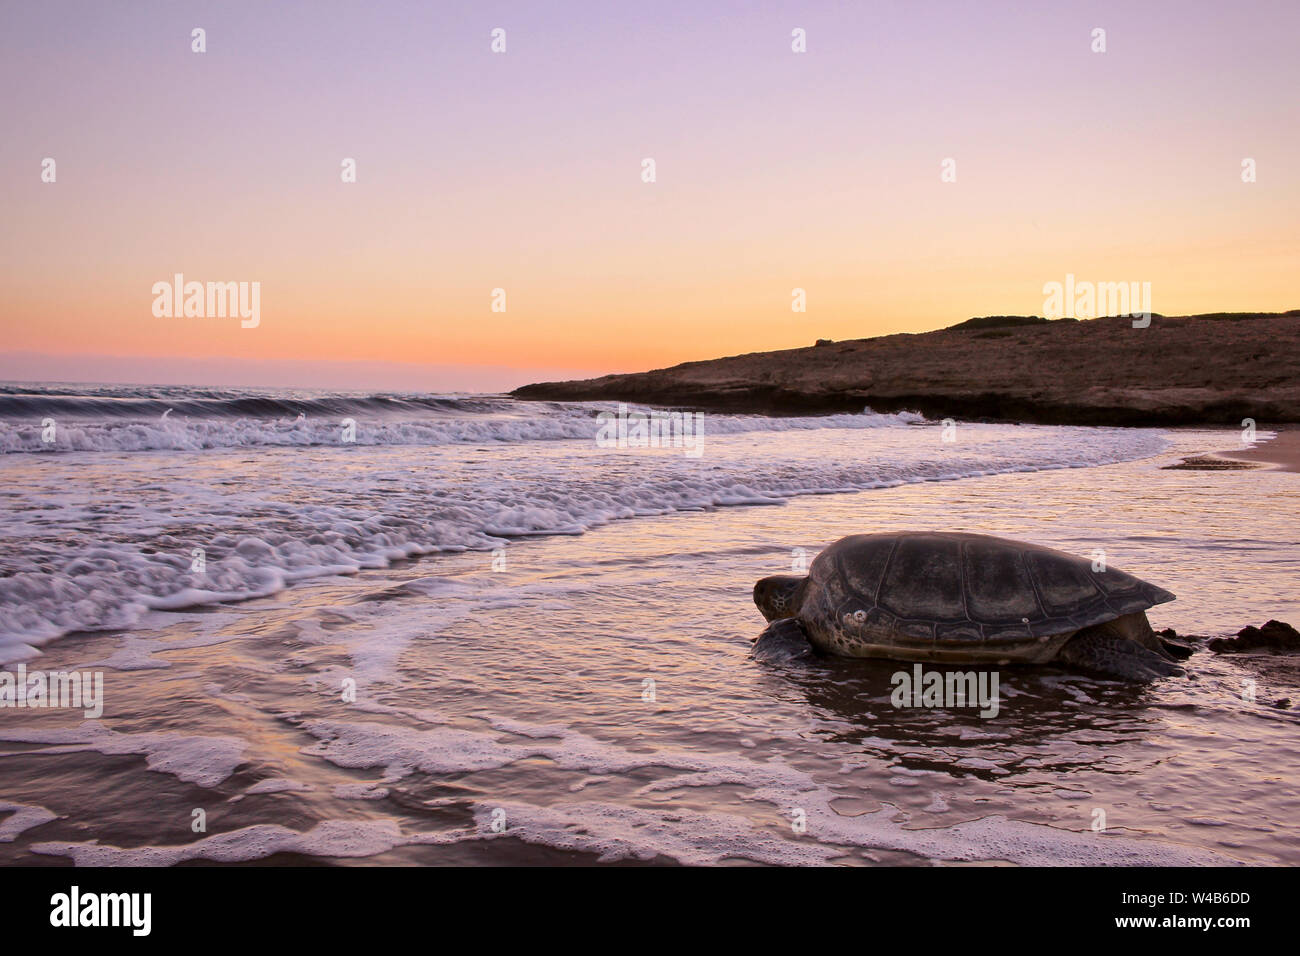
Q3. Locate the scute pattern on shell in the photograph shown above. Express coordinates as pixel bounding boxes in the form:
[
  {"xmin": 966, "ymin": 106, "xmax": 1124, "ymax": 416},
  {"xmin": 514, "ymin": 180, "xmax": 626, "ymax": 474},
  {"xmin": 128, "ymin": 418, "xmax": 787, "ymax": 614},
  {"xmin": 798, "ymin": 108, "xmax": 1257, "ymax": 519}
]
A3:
[{"xmin": 808, "ymin": 531, "xmax": 1175, "ymax": 650}]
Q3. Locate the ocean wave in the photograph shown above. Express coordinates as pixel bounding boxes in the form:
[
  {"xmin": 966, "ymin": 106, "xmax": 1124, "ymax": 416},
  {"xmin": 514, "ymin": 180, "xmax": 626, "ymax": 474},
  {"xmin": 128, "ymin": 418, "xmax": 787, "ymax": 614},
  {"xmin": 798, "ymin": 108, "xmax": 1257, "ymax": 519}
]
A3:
[
  {"xmin": 0, "ymin": 388, "xmax": 493, "ymax": 421},
  {"xmin": 0, "ymin": 421, "xmax": 1168, "ymax": 662},
  {"xmin": 0, "ymin": 393, "xmax": 925, "ymax": 453}
]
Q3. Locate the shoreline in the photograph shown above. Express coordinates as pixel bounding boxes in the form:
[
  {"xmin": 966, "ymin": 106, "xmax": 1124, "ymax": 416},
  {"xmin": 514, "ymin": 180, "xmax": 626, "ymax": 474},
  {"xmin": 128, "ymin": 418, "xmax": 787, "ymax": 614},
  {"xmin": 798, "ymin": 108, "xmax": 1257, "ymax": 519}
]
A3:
[{"xmin": 1213, "ymin": 427, "xmax": 1300, "ymax": 473}]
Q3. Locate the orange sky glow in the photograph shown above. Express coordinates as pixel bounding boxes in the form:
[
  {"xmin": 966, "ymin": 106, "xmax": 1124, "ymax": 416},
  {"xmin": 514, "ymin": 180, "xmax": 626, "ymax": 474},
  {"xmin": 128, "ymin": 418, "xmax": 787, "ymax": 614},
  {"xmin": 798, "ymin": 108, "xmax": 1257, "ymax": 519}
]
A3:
[{"xmin": 2, "ymin": 2, "xmax": 1296, "ymax": 391}]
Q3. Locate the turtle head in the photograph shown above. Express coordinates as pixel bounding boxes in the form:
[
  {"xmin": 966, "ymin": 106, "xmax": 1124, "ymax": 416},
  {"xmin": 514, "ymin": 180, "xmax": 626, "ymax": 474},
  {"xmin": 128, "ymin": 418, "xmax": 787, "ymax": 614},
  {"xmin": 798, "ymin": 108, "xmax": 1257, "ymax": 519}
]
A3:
[{"xmin": 753, "ymin": 575, "xmax": 807, "ymax": 621}]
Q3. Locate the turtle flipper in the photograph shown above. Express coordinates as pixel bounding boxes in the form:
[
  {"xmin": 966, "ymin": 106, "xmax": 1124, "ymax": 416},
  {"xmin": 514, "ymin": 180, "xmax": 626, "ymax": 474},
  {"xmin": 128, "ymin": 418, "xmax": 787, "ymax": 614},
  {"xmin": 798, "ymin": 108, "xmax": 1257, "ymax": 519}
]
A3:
[
  {"xmin": 1058, "ymin": 629, "xmax": 1186, "ymax": 682},
  {"xmin": 751, "ymin": 618, "xmax": 813, "ymax": 663}
]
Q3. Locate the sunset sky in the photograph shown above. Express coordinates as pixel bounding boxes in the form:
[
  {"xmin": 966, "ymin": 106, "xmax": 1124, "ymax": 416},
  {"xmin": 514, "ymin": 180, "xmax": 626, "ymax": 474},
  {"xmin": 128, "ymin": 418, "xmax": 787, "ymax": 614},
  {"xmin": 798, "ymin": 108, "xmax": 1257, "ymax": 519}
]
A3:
[{"xmin": 2, "ymin": 0, "xmax": 1297, "ymax": 391}]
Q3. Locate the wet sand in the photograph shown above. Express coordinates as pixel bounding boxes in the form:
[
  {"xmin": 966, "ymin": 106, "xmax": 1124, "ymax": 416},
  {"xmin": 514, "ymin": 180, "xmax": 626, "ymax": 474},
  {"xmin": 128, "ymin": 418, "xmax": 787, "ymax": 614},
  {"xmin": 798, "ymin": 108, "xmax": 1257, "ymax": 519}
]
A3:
[{"xmin": 1215, "ymin": 427, "xmax": 1300, "ymax": 473}]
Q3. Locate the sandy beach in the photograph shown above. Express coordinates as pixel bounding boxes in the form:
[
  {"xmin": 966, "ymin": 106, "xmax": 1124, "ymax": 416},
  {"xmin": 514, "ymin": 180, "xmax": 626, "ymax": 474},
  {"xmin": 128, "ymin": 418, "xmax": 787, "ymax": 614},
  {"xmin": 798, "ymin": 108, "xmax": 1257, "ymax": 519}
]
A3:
[{"xmin": 1216, "ymin": 426, "xmax": 1300, "ymax": 472}]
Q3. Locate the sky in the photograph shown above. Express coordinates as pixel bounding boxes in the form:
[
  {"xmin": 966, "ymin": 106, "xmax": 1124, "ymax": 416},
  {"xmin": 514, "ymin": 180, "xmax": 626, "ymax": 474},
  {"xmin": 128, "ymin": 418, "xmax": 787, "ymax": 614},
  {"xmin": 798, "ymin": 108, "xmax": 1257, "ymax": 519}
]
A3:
[{"xmin": 1, "ymin": 0, "xmax": 1297, "ymax": 392}]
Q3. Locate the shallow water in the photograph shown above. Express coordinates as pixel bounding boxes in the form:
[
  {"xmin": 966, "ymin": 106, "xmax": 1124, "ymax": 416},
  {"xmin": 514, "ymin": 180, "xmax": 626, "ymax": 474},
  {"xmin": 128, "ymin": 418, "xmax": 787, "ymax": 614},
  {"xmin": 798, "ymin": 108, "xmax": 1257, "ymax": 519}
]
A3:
[{"xmin": 1, "ymin": 399, "xmax": 1297, "ymax": 865}]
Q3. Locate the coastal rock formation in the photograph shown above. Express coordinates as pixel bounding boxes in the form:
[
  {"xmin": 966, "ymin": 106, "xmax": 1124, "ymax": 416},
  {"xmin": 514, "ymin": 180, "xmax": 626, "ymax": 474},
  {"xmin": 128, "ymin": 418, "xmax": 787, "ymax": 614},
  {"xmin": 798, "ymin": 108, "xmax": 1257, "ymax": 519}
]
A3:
[
  {"xmin": 1206, "ymin": 621, "xmax": 1300, "ymax": 703},
  {"xmin": 1208, "ymin": 620, "xmax": 1300, "ymax": 654},
  {"xmin": 513, "ymin": 312, "xmax": 1300, "ymax": 426}
]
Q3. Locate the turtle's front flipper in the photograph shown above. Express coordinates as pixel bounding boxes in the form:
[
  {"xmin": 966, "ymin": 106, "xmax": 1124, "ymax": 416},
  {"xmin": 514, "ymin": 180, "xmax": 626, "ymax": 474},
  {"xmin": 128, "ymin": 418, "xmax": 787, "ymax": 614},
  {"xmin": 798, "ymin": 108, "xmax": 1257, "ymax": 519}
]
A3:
[
  {"xmin": 1058, "ymin": 629, "xmax": 1186, "ymax": 682},
  {"xmin": 751, "ymin": 618, "xmax": 813, "ymax": 663}
]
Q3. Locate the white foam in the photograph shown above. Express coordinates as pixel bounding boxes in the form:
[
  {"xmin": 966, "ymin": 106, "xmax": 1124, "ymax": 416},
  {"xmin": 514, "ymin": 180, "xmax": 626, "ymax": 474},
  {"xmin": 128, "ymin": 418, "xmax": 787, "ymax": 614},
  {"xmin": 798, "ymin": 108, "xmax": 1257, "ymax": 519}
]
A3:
[
  {"xmin": 32, "ymin": 819, "xmax": 420, "ymax": 866},
  {"xmin": 473, "ymin": 800, "xmax": 836, "ymax": 865},
  {"xmin": 243, "ymin": 778, "xmax": 313, "ymax": 796},
  {"xmin": 0, "ymin": 415, "xmax": 1170, "ymax": 664},
  {"xmin": 0, "ymin": 722, "xmax": 247, "ymax": 787},
  {"xmin": 0, "ymin": 800, "xmax": 59, "ymax": 842},
  {"xmin": 333, "ymin": 783, "xmax": 390, "ymax": 800},
  {"xmin": 0, "ymin": 403, "xmax": 924, "ymax": 454},
  {"xmin": 294, "ymin": 714, "xmax": 1229, "ymax": 866}
]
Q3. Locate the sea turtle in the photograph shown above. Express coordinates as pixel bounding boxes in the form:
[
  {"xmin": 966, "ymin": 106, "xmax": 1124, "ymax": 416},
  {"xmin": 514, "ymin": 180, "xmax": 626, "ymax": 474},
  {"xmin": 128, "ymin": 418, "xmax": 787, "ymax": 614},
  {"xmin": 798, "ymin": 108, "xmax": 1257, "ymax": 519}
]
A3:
[{"xmin": 752, "ymin": 532, "xmax": 1190, "ymax": 681}]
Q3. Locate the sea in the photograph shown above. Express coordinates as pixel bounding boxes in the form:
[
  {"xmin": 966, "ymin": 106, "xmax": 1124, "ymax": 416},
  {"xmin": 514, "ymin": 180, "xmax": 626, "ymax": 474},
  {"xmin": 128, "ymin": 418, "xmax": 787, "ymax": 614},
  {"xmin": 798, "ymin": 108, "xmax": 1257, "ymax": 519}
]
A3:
[{"xmin": 0, "ymin": 382, "xmax": 1297, "ymax": 865}]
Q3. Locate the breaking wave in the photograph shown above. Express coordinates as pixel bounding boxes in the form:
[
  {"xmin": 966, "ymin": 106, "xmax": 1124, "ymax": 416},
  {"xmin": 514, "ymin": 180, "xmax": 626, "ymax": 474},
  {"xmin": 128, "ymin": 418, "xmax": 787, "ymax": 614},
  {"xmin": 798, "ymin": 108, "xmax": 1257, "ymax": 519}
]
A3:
[
  {"xmin": 0, "ymin": 382, "xmax": 1169, "ymax": 661},
  {"xmin": 0, "ymin": 384, "xmax": 924, "ymax": 453}
]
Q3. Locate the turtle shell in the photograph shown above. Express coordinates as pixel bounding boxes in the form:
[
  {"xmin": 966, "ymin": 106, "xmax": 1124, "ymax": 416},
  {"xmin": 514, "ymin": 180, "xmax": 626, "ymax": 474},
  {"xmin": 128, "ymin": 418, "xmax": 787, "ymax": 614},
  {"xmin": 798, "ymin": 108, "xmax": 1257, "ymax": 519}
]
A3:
[{"xmin": 805, "ymin": 531, "xmax": 1175, "ymax": 652}]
